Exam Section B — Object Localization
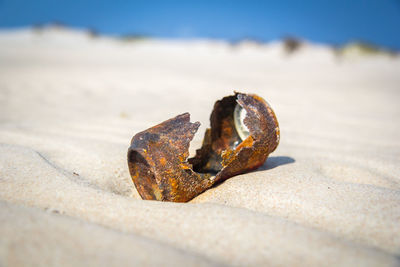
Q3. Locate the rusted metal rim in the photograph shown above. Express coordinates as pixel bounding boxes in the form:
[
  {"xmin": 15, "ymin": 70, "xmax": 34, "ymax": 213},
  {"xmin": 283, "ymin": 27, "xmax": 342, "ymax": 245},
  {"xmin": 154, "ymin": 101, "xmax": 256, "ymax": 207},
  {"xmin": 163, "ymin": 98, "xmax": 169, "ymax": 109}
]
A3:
[{"xmin": 128, "ymin": 92, "xmax": 280, "ymax": 202}]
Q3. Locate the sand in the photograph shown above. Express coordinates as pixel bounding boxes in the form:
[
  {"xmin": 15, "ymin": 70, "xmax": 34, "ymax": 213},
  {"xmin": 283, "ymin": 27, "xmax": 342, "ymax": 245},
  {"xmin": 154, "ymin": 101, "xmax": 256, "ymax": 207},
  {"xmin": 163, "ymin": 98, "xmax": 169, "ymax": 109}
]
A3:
[{"xmin": 0, "ymin": 27, "xmax": 399, "ymax": 266}]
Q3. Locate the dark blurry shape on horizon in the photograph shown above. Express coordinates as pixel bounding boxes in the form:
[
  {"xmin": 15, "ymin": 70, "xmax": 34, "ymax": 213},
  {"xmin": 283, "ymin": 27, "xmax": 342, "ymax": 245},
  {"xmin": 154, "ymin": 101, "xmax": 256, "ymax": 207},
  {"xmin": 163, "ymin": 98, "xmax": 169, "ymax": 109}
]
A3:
[
  {"xmin": 283, "ymin": 37, "xmax": 303, "ymax": 54},
  {"xmin": 0, "ymin": 0, "xmax": 399, "ymax": 50}
]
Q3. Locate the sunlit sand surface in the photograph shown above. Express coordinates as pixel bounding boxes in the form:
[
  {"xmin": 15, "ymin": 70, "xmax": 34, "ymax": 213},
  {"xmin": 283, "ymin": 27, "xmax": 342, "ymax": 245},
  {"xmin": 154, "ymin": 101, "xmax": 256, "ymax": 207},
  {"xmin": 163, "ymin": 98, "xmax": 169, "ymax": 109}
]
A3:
[{"xmin": 1, "ymin": 27, "xmax": 399, "ymax": 266}]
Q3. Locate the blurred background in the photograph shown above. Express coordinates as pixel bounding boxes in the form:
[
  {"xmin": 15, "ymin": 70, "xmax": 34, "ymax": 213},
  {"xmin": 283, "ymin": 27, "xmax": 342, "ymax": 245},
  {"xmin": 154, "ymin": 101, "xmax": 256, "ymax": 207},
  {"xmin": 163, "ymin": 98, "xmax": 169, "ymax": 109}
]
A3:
[
  {"xmin": 1, "ymin": 0, "xmax": 400, "ymax": 50},
  {"xmin": 0, "ymin": 0, "xmax": 399, "ymax": 134}
]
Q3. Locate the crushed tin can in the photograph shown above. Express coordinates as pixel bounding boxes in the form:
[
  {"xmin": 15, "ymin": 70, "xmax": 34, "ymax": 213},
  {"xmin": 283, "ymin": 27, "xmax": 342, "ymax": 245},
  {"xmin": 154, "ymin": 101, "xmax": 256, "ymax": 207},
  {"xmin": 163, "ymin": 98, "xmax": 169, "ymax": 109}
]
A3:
[{"xmin": 128, "ymin": 92, "xmax": 280, "ymax": 202}]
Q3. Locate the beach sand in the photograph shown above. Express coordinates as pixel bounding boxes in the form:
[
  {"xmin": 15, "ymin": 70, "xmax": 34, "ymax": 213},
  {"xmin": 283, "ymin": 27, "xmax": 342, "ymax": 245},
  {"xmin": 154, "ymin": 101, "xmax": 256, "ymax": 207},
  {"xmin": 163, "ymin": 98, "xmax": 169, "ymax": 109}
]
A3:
[{"xmin": 0, "ymin": 28, "xmax": 399, "ymax": 266}]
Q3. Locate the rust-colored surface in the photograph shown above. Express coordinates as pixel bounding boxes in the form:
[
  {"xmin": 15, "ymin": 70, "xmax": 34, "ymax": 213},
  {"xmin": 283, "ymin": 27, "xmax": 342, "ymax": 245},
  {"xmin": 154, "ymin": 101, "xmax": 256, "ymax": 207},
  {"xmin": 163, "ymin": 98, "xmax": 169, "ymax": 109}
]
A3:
[{"xmin": 128, "ymin": 92, "xmax": 280, "ymax": 202}]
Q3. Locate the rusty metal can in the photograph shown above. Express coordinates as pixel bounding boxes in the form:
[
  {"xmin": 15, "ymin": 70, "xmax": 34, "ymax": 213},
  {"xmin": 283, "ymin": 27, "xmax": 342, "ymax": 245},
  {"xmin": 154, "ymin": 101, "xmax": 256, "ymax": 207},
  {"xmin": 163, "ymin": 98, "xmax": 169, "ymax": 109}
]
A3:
[{"xmin": 128, "ymin": 92, "xmax": 280, "ymax": 202}]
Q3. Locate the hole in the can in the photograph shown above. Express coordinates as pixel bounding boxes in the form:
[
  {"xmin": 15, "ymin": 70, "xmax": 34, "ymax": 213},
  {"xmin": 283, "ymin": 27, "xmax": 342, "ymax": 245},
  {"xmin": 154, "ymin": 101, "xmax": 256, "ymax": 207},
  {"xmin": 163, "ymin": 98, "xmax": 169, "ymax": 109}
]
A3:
[{"xmin": 233, "ymin": 103, "xmax": 250, "ymax": 141}]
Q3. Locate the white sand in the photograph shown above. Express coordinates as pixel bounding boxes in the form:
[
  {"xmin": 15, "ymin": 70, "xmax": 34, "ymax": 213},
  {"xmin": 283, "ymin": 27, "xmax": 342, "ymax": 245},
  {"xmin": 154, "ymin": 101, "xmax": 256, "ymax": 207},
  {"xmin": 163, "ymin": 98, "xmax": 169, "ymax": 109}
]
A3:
[{"xmin": 0, "ymin": 27, "xmax": 399, "ymax": 266}]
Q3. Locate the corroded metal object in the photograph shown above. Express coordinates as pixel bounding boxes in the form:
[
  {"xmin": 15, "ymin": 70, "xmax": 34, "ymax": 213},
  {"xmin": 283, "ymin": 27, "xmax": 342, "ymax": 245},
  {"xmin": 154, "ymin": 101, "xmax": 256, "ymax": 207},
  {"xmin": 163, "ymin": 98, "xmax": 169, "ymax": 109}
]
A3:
[{"xmin": 128, "ymin": 92, "xmax": 280, "ymax": 202}]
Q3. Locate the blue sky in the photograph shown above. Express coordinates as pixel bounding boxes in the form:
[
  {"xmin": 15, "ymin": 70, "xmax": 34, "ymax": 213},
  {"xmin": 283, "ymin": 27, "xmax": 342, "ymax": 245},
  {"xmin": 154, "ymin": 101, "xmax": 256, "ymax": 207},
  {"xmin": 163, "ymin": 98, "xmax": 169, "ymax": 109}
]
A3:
[{"xmin": 0, "ymin": 0, "xmax": 400, "ymax": 49}]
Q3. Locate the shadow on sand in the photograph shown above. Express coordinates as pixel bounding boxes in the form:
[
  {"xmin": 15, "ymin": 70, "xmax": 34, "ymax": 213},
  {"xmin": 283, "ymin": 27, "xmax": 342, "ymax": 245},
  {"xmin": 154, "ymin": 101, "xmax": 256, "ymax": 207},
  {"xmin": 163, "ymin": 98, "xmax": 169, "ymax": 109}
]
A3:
[{"xmin": 256, "ymin": 156, "xmax": 295, "ymax": 171}]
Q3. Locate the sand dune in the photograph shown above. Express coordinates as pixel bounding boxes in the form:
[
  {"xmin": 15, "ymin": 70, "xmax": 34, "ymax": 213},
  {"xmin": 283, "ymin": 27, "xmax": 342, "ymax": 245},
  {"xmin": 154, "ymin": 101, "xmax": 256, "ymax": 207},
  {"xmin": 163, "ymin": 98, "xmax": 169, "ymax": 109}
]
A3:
[{"xmin": 0, "ymin": 28, "xmax": 399, "ymax": 266}]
